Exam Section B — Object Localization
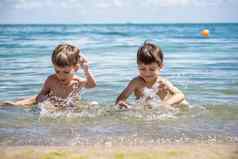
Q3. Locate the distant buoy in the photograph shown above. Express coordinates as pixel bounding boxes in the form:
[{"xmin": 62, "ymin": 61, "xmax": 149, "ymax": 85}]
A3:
[{"xmin": 201, "ymin": 29, "xmax": 209, "ymax": 37}]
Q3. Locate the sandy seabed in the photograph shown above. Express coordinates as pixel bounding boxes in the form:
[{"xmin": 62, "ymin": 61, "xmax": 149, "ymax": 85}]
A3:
[{"xmin": 1, "ymin": 143, "xmax": 237, "ymax": 159}]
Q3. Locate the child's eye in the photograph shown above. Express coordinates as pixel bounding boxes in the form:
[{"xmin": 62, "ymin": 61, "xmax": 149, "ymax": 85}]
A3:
[
  {"xmin": 139, "ymin": 68, "xmax": 145, "ymax": 71},
  {"xmin": 150, "ymin": 69, "xmax": 155, "ymax": 71},
  {"xmin": 64, "ymin": 71, "xmax": 70, "ymax": 74},
  {"xmin": 55, "ymin": 70, "xmax": 60, "ymax": 74}
]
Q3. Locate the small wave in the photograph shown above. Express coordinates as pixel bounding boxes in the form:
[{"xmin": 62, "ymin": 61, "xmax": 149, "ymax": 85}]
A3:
[
  {"xmin": 36, "ymin": 98, "xmax": 184, "ymax": 123},
  {"xmin": 38, "ymin": 100, "xmax": 99, "ymax": 118},
  {"xmin": 94, "ymin": 31, "xmax": 130, "ymax": 36}
]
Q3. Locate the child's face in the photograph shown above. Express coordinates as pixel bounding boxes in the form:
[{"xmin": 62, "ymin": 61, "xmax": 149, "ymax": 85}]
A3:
[
  {"xmin": 138, "ymin": 63, "xmax": 160, "ymax": 82},
  {"xmin": 54, "ymin": 65, "xmax": 76, "ymax": 85}
]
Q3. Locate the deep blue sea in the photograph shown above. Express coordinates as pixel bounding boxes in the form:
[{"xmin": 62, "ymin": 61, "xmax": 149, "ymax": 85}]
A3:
[{"xmin": 0, "ymin": 23, "xmax": 237, "ymax": 146}]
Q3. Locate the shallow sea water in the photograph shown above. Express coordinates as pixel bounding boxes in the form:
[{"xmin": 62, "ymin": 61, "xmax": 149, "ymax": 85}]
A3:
[{"xmin": 0, "ymin": 23, "xmax": 238, "ymax": 146}]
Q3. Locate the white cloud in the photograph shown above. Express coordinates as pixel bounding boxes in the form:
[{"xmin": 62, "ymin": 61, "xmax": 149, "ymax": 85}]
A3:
[
  {"xmin": 0, "ymin": 0, "xmax": 237, "ymax": 23},
  {"xmin": 96, "ymin": 2, "xmax": 110, "ymax": 9},
  {"xmin": 113, "ymin": 0, "xmax": 122, "ymax": 7},
  {"xmin": 12, "ymin": 0, "xmax": 84, "ymax": 9},
  {"xmin": 191, "ymin": 0, "xmax": 225, "ymax": 7},
  {"xmin": 141, "ymin": 0, "xmax": 228, "ymax": 7},
  {"xmin": 59, "ymin": 0, "xmax": 82, "ymax": 8},
  {"xmin": 95, "ymin": 0, "xmax": 123, "ymax": 8},
  {"xmin": 15, "ymin": 1, "xmax": 43, "ymax": 9},
  {"xmin": 2, "ymin": 0, "xmax": 236, "ymax": 10},
  {"xmin": 142, "ymin": 0, "xmax": 192, "ymax": 7}
]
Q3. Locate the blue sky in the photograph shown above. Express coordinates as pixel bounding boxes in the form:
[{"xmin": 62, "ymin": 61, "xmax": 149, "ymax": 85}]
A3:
[{"xmin": 0, "ymin": 0, "xmax": 237, "ymax": 24}]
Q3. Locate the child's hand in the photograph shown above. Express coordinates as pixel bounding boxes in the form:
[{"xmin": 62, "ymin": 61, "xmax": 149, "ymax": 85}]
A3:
[
  {"xmin": 0, "ymin": 101, "xmax": 18, "ymax": 107},
  {"xmin": 117, "ymin": 100, "xmax": 129, "ymax": 109},
  {"xmin": 79, "ymin": 54, "xmax": 89, "ymax": 72},
  {"xmin": 158, "ymin": 81, "xmax": 169, "ymax": 93}
]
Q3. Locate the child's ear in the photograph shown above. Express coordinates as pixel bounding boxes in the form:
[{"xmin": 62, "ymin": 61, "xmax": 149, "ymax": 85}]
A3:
[{"xmin": 160, "ymin": 63, "xmax": 164, "ymax": 69}]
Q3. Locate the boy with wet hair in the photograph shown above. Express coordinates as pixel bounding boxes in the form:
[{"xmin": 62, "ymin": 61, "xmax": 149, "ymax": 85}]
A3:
[
  {"xmin": 116, "ymin": 41, "xmax": 188, "ymax": 109},
  {"xmin": 1, "ymin": 43, "xmax": 96, "ymax": 109}
]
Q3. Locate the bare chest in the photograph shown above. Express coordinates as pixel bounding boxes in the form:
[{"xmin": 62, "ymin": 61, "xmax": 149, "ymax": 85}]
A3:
[
  {"xmin": 49, "ymin": 82, "xmax": 78, "ymax": 98},
  {"xmin": 134, "ymin": 82, "xmax": 164, "ymax": 99}
]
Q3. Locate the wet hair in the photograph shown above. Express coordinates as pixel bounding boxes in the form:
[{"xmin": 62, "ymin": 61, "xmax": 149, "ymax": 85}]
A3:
[
  {"xmin": 137, "ymin": 41, "xmax": 163, "ymax": 67},
  {"xmin": 51, "ymin": 43, "xmax": 80, "ymax": 67}
]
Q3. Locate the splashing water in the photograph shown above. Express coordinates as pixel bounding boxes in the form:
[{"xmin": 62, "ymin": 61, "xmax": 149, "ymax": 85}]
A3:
[
  {"xmin": 135, "ymin": 80, "xmax": 160, "ymax": 107},
  {"xmin": 37, "ymin": 90, "xmax": 180, "ymax": 122},
  {"xmin": 37, "ymin": 86, "xmax": 101, "ymax": 118},
  {"xmin": 135, "ymin": 80, "xmax": 177, "ymax": 110},
  {"xmin": 34, "ymin": 77, "xmax": 180, "ymax": 121}
]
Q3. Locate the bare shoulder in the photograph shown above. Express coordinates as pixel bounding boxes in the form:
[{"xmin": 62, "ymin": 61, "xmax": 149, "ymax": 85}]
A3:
[
  {"xmin": 158, "ymin": 76, "xmax": 183, "ymax": 93},
  {"xmin": 130, "ymin": 76, "xmax": 144, "ymax": 87},
  {"xmin": 40, "ymin": 74, "xmax": 60, "ymax": 90},
  {"xmin": 158, "ymin": 76, "xmax": 168, "ymax": 82},
  {"xmin": 45, "ymin": 74, "xmax": 58, "ymax": 84},
  {"xmin": 158, "ymin": 76, "xmax": 172, "ymax": 85},
  {"xmin": 132, "ymin": 76, "xmax": 144, "ymax": 83},
  {"xmin": 47, "ymin": 74, "xmax": 57, "ymax": 80}
]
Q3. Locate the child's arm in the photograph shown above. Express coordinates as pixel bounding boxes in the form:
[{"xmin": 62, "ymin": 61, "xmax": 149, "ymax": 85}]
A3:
[
  {"xmin": 0, "ymin": 96, "xmax": 37, "ymax": 107},
  {"xmin": 159, "ymin": 78, "xmax": 185, "ymax": 106},
  {"xmin": 36, "ymin": 77, "xmax": 51, "ymax": 103},
  {"xmin": 116, "ymin": 79, "xmax": 137, "ymax": 109},
  {"xmin": 79, "ymin": 55, "xmax": 96, "ymax": 88},
  {"xmin": 13, "ymin": 96, "xmax": 37, "ymax": 107},
  {"xmin": 1, "ymin": 77, "xmax": 52, "ymax": 107}
]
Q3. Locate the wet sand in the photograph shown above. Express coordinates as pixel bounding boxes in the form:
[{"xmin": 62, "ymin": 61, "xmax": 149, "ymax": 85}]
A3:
[{"xmin": 1, "ymin": 143, "xmax": 237, "ymax": 159}]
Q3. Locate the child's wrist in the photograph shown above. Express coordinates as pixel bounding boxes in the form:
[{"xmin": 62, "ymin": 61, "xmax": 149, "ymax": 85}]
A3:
[
  {"xmin": 84, "ymin": 69, "xmax": 90, "ymax": 74},
  {"xmin": 84, "ymin": 70, "xmax": 93, "ymax": 77}
]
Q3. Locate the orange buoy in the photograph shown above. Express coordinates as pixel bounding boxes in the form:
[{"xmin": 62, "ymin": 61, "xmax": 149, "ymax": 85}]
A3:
[{"xmin": 201, "ymin": 29, "xmax": 209, "ymax": 37}]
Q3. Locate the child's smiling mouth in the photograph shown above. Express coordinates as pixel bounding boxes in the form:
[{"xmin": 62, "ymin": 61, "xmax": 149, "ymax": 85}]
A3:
[{"xmin": 143, "ymin": 75, "xmax": 155, "ymax": 79}]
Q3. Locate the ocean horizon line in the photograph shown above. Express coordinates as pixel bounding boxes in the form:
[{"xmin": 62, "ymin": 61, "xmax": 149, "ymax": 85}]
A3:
[{"xmin": 0, "ymin": 22, "xmax": 238, "ymax": 25}]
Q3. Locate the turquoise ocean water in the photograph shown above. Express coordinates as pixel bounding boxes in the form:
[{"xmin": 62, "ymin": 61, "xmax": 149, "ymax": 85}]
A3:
[{"xmin": 0, "ymin": 23, "xmax": 237, "ymax": 146}]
